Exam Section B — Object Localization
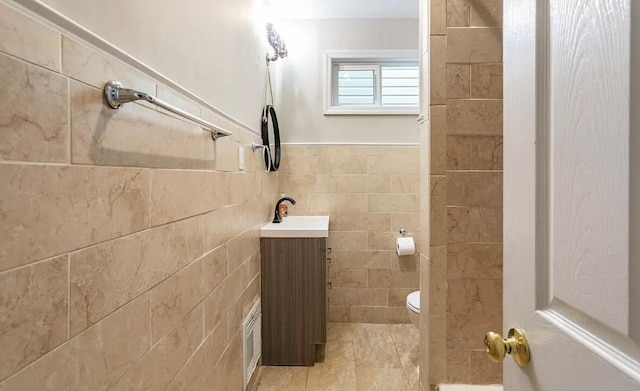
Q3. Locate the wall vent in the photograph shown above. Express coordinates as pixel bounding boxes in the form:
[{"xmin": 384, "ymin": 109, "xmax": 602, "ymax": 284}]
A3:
[{"xmin": 243, "ymin": 300, "xmax": 262, "ymax": 389}]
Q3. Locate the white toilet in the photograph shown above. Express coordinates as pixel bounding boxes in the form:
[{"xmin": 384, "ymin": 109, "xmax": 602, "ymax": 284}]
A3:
[{"xmin": 406, "ymin": 290, "xmax": 420, "ymax": 328}]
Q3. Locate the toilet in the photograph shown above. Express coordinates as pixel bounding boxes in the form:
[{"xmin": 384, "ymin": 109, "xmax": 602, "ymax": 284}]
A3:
[{"xmin": 406, "ymin": 290, "xmax": 420, "ymax": 328}]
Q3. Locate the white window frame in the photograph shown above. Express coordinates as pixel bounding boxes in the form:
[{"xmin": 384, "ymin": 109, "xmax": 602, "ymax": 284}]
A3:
[{"xmin": 324, "ymin": 50, "xmax": 419, "ymax": 115}]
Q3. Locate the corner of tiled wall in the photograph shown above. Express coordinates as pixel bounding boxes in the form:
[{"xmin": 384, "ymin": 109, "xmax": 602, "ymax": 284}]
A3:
[
  {"xmin": 0, "ymin": 2, "xmax": 278, "ymax": 389},
  {"xmin": 429, "ymin": 0, "xmax": 504, "ymax": 385}
]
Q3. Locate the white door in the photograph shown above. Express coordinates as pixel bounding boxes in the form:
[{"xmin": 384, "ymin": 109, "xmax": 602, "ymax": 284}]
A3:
[{"xmin": 502, "ymin": 0, "xmax": 640, "ymax": 390}]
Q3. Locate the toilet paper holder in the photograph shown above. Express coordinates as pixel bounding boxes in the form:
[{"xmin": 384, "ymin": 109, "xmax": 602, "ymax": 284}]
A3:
[
  {"xmin": 396, "ymin": 229, "xmax": 416, "ymax": 256},
  {"xmin": 399, "ymin": 228, "xmax": 412, "ymax": 237}
]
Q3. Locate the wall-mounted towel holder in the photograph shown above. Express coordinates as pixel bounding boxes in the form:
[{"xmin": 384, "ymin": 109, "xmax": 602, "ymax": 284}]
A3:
[
  {"xmin": 103, "ymin": 81, "xmax": 233, "ymax": 140},
  {"xmin": 252, "ymin": 142, "xmax": 272, "ymax": 172}
]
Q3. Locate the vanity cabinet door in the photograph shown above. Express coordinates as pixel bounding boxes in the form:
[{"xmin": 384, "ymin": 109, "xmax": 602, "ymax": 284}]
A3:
[{"xmin": 260, "ymin": 237, "xmax": 327, "ymax": 366}]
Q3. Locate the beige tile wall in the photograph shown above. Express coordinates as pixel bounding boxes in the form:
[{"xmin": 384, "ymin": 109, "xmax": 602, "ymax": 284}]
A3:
[
  {"xmin": 427, "ymin": 0, "xmax": 503, "ymax": 385},
  {"xmin": 0, "ymin": 3, "xmax": 277, "ymax": 390},
  {"xmin": 279, "ymin": 146, "xmax": 420, "ymax": 324}
]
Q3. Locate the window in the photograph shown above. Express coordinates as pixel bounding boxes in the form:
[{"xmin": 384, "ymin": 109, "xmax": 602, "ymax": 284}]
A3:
[{"xmin": 325, "ymin": 50, "xmax": 419, "ymax": 115}]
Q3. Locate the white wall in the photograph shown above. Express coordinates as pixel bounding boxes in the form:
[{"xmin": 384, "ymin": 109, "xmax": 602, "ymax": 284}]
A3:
[
  {"xmin": 275, "ymin": 18, "xmax": 420, "ymax": 144},
  {"xmin": 18, "ymin": 0, "xmax": 270, "ymax": 133}
]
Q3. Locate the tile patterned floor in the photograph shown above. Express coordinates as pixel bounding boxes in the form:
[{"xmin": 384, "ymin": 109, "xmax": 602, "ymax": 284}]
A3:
[
  {"xmin": 438, "ymin": 386, "xmax": 503, "ymax": 391},
  {"xmin": 255, "ymin": 323, "xmax": 420, "ymax": 391}
]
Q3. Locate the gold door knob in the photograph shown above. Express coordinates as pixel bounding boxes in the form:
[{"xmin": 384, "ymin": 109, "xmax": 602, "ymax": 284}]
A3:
[{"xmin": 484, "ymin": 328, "xmax": 530, "ymax": 367}]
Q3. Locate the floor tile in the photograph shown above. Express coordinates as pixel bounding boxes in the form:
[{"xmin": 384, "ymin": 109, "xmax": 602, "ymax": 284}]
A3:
[
  {"xmin": 323, "ymin": 341, "xmax": 355, "ymax": 364},
  {"xmin": 356, "ymin": 367, "xmax": 410, "ymax": 391},
  {"xmin": 399, "ymin": 353, "xmax": 420, "ymax": 387},
  {"xmin": 389, "ymin": 323, "xmax": 420, "ymax": 346},
  {"xmin": 352, "ymin": 323, "xmax": 393, "ymax": 343},
  {"xmin": 254, "ymin": 323, "xmax": 425, "ymax": 390},
  {"xmin": 396, "ymin": 340, "xmax": 420, "ymax": 383},
  {"xmin": 327, "ymin": 322, "xmax": 355, "ymax": 342},
  {"xmin": 409, "ymin": 379, "xmax": 421, "ymax": 390},
  {"xmin": 307, "ymin": 362, "xmax": 358, "ymax": 391},
  {"xmin": 255, "ymin": 366, "xmax": 308, "ymax": 391},
  {"xmin": 438, "ymin": 386, "xmax": 503, "ymax": 391},
  {"xmin": 354, "ymin": 338, "xmax": 403, "ymax": 368}
]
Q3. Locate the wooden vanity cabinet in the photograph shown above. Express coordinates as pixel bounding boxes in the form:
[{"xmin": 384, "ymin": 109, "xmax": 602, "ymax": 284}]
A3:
[{"xmin": 260, "ymin": 237, "xmax": 327, "ymax": 366}]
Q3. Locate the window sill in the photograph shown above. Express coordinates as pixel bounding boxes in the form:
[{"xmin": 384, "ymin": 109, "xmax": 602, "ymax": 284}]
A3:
[{"xmin": 324, "ymin": 107, "xmax": 419, "ymax": 116}]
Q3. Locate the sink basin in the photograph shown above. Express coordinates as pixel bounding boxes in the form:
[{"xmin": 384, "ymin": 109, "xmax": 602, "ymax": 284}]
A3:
[{"xmin": 260, "ymin": 216, "xmax": 330, "ymax": 238}]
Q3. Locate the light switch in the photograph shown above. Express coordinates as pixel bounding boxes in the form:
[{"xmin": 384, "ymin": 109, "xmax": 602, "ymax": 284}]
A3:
[{"xmin": 238, "ymin": 146, "xmax": 245, "ymax": 171}]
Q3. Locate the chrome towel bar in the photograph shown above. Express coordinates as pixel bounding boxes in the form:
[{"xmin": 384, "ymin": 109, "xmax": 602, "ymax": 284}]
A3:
[{"xmin": 103, "ymin": 81, "xmax": 232, "ymax": 140}]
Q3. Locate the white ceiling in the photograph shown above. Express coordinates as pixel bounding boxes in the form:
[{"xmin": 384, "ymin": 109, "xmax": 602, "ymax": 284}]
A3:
[{"xmin": 267, "ymin": 0, "xmax": 418, "ymax": 19}]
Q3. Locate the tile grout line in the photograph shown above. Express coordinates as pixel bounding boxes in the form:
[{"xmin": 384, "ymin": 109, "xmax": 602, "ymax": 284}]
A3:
[
  {"xmin": 70, "ymin": 239, "xmax": 254, "ymax": 350},
  {"xmin": 66, "ymin": 71, "xmax": 72, "ymax": 165},
  {"xmin": 112, "ymin": 299, "xmax": 209, "ymax": 390},
  {"xmin": 149, "ymin": 289, "xmax": 152, "ymax": 347},
  {"xmin": 67, "ymin": 254, "xmax": 70, "ymax": 340},
  {"xmin": 148, "ymin": 168, "xmax": 153, "ymax": 228},
  {"xmin": 0, "ymin": 43, "xmax": 60, "ymax": 75},
  {"xmin": 0, "ymin": 199, "xmax": 262, "ymax": 277}
]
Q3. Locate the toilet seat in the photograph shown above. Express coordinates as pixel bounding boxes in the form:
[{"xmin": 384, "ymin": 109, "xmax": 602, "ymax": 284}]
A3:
[{"xmin": 406, "ymin": 291, "xmax": 420, "ymax": 313}]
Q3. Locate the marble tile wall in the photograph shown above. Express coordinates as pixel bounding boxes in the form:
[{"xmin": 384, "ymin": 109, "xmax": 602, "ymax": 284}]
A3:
[
  {"xmin": 279, "ymin": 146, "xmax": 421, "ymax": 324},
  {"xmin": 428, "ymin": 0, "xmax": 503, "ymax": 385},
  {"xmin": 0, "ymin": 3, "xmax": 278, "ymax": 390}
]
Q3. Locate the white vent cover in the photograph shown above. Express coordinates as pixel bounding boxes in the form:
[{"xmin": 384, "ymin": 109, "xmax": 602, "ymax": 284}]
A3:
[{"xmin": 242, "ymin": 300, "xmax": 262, "ymax": 389}]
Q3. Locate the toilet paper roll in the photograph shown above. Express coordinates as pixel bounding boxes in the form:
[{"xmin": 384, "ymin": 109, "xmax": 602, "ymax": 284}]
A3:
[{"xmin": 396, "ymin": 237, "xmax": 416, "ymax": 256}]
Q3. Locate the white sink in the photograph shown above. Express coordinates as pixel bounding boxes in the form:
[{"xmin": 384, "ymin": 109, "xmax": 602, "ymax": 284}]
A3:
[{"xmin": 260, "ymin": 216, "xmax": 330, "ymax": 238}]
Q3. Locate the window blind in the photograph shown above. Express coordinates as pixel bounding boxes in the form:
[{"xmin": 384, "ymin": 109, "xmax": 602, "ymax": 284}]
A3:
[
  {"xmin": 380, "ymin": 66, "xmax": 419, "ymax": 107},
  {"xmin": 337, "ymin": 69, "xmax": 375, "ymax": 105}
]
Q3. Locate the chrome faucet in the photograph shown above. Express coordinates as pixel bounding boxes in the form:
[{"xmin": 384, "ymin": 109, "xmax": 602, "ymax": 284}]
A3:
[{"xmin": 273, "ymin": 197, "xmax": 296, "ymax": 223}]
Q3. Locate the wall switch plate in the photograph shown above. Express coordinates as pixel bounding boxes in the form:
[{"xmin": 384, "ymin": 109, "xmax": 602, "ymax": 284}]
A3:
[{"xmin": 238, "ymin": 146, "xmax": 245, "ymax": 171}]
